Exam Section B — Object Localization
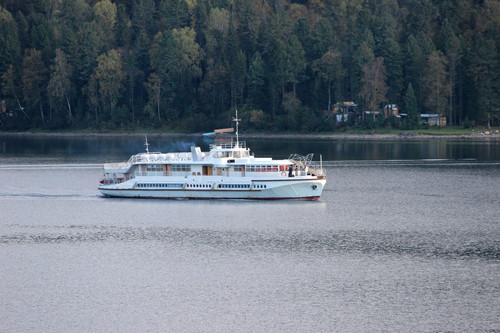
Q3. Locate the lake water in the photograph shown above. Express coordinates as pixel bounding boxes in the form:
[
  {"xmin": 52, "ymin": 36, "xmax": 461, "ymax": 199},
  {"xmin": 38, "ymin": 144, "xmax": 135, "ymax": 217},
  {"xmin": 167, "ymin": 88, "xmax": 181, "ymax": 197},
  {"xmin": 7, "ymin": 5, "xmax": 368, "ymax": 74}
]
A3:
[{"xmin": 0, "ymin": 134, "xmax": 499, "ymax": 332}]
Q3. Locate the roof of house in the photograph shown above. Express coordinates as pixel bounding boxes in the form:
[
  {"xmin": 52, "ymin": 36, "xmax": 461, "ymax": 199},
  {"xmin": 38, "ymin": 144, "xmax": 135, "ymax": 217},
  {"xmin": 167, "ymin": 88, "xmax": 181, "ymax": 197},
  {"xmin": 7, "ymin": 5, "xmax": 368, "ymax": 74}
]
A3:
[{"xmin": 420, "ymin": 114, "xmax": 443, "ymax": 117}]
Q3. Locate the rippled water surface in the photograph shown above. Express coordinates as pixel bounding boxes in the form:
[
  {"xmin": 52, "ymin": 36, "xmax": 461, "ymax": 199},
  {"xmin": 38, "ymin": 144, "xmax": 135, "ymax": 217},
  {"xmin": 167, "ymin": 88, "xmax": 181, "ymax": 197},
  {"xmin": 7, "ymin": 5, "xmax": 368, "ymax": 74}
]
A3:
[{"xmin": 0, "ymin": 135, "xmax": 499, "ymax": 332}]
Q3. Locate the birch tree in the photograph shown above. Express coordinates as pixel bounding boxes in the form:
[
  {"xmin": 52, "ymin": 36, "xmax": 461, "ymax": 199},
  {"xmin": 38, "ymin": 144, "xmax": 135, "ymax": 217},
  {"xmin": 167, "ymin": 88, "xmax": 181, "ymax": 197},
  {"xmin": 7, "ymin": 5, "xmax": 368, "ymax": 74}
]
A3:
[{"xmin": 48, "ymin": 49, "xmax": 73, "ymax": 122}]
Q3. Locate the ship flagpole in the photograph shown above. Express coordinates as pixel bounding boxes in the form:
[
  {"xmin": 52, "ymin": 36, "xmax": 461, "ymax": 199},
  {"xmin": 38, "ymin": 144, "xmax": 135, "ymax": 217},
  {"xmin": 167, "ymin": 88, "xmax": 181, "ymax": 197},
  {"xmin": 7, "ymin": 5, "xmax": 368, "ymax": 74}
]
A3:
[{"xmin": 233, "ymin": 109, "xmax": 241, "ymax": 147}]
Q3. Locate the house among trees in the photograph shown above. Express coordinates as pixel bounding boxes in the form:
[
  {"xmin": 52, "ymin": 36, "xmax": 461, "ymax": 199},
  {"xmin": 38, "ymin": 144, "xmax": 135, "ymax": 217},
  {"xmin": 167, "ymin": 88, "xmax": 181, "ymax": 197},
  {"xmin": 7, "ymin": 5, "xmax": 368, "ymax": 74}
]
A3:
[
  {"xmin": 383, "ymin": 104, "xmax": 399, "ymax": 119},
  {"xmin": 363, "ymin": 111, "xmax": 381, "ymax": 122},
  {"xmin": 420, "ymin": 114, "xmax": 447, "ymax": 126},
  {"xmin": 326, "ymin": 101, "xmax": 358, "ymax": 123}
]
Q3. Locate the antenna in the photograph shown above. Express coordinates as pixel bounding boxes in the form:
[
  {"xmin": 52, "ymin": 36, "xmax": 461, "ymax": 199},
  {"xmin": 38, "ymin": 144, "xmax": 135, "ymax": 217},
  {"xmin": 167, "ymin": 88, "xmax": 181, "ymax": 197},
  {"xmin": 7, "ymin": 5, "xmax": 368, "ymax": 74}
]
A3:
[
  {"xmin": 144, "ymin": 135, "xmax": 150, "ymax": 154},
  {"xmin": 232, "ymin": 109, "xmax": 241, "ymax": 147}
]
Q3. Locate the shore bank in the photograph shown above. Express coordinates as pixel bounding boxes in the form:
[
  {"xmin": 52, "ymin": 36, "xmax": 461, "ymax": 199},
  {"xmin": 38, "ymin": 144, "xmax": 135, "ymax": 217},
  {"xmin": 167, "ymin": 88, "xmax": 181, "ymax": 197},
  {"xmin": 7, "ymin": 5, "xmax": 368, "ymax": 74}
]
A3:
[{"xmin": 1, "ymin": 130, "xmax": 500, "ymax": 140}]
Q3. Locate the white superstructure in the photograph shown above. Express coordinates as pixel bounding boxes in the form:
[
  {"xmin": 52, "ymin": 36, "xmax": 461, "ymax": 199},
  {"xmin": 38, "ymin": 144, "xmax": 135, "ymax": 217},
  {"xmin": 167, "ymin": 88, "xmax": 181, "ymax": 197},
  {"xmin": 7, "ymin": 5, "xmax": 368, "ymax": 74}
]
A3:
[{"xmin": 98, "ymin": 114, "xmax": 327, "ymax": 200}]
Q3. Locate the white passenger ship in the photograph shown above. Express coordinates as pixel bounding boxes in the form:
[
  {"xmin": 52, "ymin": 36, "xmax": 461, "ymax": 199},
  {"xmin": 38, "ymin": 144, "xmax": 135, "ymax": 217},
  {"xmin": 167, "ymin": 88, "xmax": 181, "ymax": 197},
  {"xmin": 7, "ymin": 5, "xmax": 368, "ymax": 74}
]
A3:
[{"xmin": 98, "ymin": 114, "xmax": 326, "ymax": 200}]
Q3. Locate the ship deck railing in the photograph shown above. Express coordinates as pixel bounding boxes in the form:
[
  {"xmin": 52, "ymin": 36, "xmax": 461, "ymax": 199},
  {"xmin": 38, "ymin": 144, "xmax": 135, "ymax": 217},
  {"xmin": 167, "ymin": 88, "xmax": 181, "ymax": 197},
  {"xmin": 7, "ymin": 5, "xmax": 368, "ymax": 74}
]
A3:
[
  {"xmin": 104, "ymin": 152, "xmax": 196, "ymax": 172},
  {"xmin": 210, "ymin": 141, "xmax": 246, "ymax": 150},
  {"xmin": 130, "ymin": 170, "xmax": 316, "ymax": 178}
]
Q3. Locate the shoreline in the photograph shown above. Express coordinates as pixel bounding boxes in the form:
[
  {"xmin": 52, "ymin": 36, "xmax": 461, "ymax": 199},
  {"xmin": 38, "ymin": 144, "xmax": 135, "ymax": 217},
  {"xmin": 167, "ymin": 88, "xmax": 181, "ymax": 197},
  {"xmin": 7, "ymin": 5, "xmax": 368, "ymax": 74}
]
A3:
[{"xmin": 1, "ymin": 130, "xmax": 500, "ymax": 140}]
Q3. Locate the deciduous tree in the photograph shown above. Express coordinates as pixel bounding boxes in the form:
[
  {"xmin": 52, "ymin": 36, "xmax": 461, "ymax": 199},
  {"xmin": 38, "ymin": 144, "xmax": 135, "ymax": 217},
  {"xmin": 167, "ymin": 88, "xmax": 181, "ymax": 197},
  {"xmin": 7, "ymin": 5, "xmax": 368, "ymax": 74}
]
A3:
[
  {"xmin": 22, "ymin": 49, "xmax": 48, "ymax": 123},
  {"xmin": 0, "ymin": 5, "xmax": 21, "ymax": 74},
  {"xmin": 359, "ymin": 57, "xmax": 388, "ymax": 111},
  {"xmin": 93, "ymin": 49, "xmax": 126, "ymax": 119},
  {"xmin": 313, "ymin": 48, "xmax": 343, "ymax": 113},
  {"xmin": 48, "ymin": 49, "xmax": 73, "ymax": 122},
  {"xmin": 93, "ymin": 0, "xmax": 117, "ymax": 46},
  {"xmin": 422, "ymin": 50, "xmax": 449, "ymax": 115}
]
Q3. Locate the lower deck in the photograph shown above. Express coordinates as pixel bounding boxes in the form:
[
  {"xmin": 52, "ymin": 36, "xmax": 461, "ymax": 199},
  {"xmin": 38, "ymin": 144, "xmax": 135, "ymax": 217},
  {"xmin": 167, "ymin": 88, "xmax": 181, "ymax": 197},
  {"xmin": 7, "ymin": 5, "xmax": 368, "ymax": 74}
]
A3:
[{"xmin": 99, "ymin": 175, "xmax": 326, "ymax": 200}]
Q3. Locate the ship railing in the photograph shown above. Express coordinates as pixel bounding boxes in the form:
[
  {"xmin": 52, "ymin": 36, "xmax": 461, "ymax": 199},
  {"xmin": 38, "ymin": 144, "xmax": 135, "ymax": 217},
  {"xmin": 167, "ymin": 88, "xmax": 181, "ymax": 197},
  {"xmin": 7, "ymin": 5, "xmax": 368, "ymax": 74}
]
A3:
[
  {"xmin": 104, "ymin": 162, "xmax": 130, "ymax": 172},
  {"xmin": 210, "ymin": 141, "xmax": 246, "ymax": 150},
  {"xmin": 104, "ymin": 152, "xmax": 195, "ymax": 172},
  {"xmin": 134, "ymin": 152, "xmax": 194, "ymax": 163},
  {"xmin": 133, "ymin": 171, "xmax": 192, "ymax": 177},
  {"xmin": 288, "ymin": 153, "xmax": 325, "ymax": 177}
]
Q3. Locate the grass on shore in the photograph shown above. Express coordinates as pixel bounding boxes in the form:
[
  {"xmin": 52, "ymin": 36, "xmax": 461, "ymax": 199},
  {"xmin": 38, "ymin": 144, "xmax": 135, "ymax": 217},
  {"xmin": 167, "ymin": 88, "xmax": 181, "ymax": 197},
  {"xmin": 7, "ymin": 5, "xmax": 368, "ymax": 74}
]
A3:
[
  {"xmin": 2, "ymin": 125, "xmax": 498, "ymax": 137},
  {"xmin": 317, "ymin": 126, "xmax": 498, "ymax": 136}
]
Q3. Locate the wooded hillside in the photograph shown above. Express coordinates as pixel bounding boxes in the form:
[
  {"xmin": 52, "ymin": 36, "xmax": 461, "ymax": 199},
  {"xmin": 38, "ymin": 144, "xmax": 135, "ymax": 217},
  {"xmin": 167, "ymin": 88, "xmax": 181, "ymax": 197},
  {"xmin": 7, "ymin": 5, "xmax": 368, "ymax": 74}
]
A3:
[{"xmin": 0, "ymin": 0, "xmax": 499, "ymax": 131}]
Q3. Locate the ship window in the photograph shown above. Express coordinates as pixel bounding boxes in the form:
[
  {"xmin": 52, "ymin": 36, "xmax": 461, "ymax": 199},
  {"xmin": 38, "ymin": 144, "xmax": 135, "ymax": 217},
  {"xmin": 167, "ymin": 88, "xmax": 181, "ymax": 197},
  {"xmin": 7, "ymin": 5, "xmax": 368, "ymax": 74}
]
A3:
[
  {"xmin": 146, "ymin": 165, "xmax": 163, "ymax": 172},
  {"xmin": 234, "ymin": 166, "xmax": 242, "ymax": 172},
  {"xmin": 171, "ymin": 164, "xmax": 191, "ymax": 172}
]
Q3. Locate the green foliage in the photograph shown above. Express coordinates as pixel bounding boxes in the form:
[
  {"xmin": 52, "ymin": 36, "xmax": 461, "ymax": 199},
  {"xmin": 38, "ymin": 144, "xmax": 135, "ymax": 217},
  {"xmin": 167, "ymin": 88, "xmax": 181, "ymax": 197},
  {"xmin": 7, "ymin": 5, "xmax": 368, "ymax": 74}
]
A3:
[
  {"xmin": 1, "ymin": 0, "xmax": 499, "ymax": 131},
  {"xmin": 92, "ymin": 49, "xmax": 126, "ymax": 121},
  {"xmin": 313, "ymin": 47, "xmax": 343, "ymax": 112},
  {"xmin": 22, "ymin": 49, "xmax": 48, "ymax": 122},
  {"xmin": 359, "ymin": 57, "xmax": 388, "ymax": 111},
  {"xmin": 422, "ymin": 50, "xmax": 449, "ymax": 115},
  {"xmin": 47, "ymin": 49, "xmax": 73, "ymax": 122},
  {"xmin": 0, "ymin": 5, "xmax": 21, "ymax": 73}
]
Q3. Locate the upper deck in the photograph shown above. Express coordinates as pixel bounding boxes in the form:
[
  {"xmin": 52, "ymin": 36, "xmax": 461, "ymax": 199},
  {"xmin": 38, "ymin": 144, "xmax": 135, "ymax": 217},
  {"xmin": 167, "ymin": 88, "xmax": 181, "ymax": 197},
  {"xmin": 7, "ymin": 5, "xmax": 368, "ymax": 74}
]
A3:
[
  {"xmin": 208, "ymin": 141, "xmax": 251, "ymax": 159},
  {"xmin": 103, "ymin": 140, "xmax": 287, "ymax": 173}
]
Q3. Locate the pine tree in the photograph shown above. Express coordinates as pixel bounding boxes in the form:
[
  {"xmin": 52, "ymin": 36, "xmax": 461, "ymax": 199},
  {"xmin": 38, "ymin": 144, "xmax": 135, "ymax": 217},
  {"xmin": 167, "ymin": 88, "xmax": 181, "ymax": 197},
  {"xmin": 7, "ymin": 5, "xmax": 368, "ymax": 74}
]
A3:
[{"xmin": 403, "ymin": 83, "xmax": 419, "ymax": 129}]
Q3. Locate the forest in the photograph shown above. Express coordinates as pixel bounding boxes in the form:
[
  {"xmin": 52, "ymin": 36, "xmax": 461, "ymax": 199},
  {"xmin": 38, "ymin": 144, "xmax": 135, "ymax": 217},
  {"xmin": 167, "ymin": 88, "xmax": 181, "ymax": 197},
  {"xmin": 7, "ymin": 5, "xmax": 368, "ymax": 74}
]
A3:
[{"xmin": 0, "ymin": 0, "xmax": 499, "ymax": 132}]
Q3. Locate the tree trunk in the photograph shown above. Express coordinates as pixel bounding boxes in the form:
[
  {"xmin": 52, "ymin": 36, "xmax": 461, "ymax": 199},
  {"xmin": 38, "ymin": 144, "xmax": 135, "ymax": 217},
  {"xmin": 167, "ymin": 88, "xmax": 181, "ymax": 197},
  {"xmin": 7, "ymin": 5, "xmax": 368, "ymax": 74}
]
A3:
[
  {"xmin": 157, "ymin": 87, "xmax": 161, "ymax": 121},
  {"xmin": 449, "ymin": 72, "xmax": 453, "ymax": 126},
  {"xmin": 39, "ymin": 90, "xmax": 45, "ymax": 123},
  {"xmin": 65, "ymin": 93, "xmax": 72, "ymax": 121},
  {"xmin": 327, "ymin": 79, "xmax": 332, "ymax": 113},
  {"xmin": 128, "ymin": 75, "xmax": 135, "ymax": 124}
]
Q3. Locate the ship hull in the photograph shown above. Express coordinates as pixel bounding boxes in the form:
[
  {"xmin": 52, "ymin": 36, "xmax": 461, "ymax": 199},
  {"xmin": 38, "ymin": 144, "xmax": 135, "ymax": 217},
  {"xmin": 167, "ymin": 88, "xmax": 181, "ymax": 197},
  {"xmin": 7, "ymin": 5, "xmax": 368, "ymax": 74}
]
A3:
[{"xmin": 99, "ymin": 177, "xmax": 326, "ymax": 201}]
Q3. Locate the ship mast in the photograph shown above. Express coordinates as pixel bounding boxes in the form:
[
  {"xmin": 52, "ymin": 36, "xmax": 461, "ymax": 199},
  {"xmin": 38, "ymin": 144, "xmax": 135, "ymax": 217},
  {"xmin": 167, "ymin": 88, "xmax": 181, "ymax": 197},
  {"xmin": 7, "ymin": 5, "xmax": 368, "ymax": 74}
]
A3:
[
  {"xmin": 233, "ymin": 110, "xmax": 241, "ymax": 147},
  {"xmin": 144, "ymin": 135, "xmax": 150, "ymax": 154}
]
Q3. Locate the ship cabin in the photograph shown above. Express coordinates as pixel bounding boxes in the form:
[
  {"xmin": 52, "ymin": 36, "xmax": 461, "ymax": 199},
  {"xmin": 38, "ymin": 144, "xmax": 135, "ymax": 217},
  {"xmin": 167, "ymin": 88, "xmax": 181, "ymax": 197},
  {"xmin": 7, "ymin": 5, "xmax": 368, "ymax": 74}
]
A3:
[{"xmin": 101, "ymin": 140, "xmax": 304, "ymax": 185}]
